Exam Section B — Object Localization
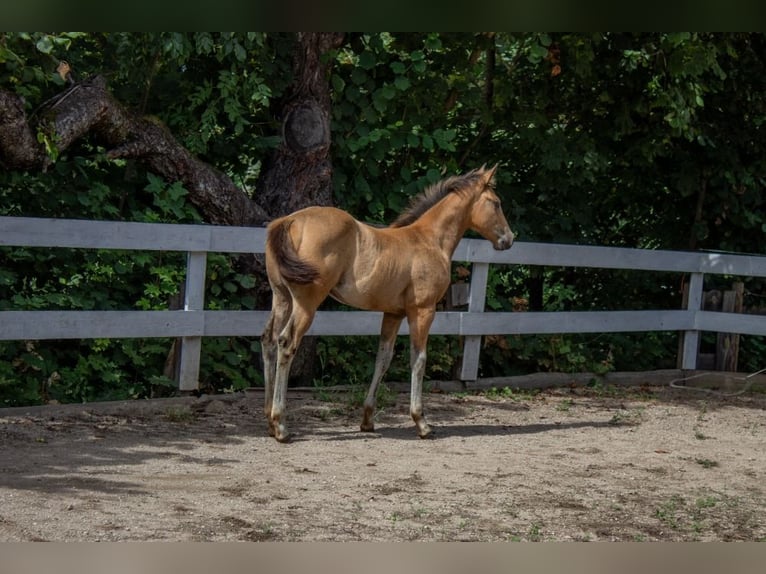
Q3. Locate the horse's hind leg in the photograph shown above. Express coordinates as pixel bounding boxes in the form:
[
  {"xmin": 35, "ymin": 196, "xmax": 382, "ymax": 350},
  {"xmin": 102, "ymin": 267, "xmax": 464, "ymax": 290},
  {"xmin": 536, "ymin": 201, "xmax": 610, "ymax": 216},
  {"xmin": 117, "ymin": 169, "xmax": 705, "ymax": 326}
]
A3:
[
  {"xmin": 261, "ymin": 285, "xmax": 291, "ymax": 437},
  {"xmin": 361, "ymin": 313, "xmax": 403, "ymax": 432},
  {"xmin": 270, "ymin": 298, "xmax": 318, "ymax": 442}
]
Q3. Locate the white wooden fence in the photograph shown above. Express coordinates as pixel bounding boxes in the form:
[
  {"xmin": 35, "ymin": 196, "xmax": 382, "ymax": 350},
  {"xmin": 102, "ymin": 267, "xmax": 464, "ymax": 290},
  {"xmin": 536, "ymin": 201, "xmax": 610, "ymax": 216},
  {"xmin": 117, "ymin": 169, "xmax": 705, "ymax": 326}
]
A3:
[{"xmin": 2, "ymin": 216, "xmax": 766, "ymax": 390}]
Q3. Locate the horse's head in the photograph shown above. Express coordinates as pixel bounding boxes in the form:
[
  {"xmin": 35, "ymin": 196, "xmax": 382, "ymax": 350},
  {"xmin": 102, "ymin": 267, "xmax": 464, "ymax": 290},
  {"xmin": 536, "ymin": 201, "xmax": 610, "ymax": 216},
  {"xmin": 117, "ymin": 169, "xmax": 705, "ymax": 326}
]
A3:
[{"xmin": 469, "ymin": 164, "xmax": 514, "ymax": 250}]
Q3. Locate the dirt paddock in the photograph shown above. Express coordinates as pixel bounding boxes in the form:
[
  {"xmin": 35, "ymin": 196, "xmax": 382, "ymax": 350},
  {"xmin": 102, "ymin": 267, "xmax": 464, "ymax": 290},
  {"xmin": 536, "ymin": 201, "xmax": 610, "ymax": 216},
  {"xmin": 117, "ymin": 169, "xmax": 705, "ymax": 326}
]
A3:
[{"xmin": 1, "ymin": 381, "xmax": 764, "ymax": 542}]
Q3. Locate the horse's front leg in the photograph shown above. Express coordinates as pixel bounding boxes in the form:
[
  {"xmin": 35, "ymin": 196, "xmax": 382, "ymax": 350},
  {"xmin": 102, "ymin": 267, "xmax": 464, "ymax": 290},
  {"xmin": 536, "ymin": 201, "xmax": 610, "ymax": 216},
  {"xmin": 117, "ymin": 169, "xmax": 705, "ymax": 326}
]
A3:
[
  {"xmin": 407, "ymin": 307, "xmax": 436, "ymax": 439},
  {"xmin": 361, "ymin": 313, "xmax": 403, "ymax": 432}
]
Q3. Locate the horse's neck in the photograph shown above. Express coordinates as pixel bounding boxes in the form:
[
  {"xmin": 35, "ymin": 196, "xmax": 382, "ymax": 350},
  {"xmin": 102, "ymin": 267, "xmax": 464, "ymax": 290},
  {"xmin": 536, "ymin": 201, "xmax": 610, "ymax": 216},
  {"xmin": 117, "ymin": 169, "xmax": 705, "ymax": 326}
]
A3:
[{"xmin": 412, "ymin": 193, "xmax": 470, "ymax": 256}]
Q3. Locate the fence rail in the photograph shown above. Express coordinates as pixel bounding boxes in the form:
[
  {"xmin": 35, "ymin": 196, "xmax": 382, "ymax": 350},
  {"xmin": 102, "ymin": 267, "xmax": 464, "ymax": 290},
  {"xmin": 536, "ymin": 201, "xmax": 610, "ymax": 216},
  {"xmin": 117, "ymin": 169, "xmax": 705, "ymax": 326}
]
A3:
[{"xmin": 2, "ymin": 216, "xmax": 766, "ymax": 390}]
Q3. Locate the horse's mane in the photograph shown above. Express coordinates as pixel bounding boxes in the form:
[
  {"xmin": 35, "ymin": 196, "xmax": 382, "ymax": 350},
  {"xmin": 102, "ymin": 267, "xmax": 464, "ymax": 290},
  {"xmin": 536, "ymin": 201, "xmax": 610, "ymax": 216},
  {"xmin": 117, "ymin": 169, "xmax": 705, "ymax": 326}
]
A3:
[{"xmin": 389, "ymin": 167, "xmax": 490, "ymax": 228}]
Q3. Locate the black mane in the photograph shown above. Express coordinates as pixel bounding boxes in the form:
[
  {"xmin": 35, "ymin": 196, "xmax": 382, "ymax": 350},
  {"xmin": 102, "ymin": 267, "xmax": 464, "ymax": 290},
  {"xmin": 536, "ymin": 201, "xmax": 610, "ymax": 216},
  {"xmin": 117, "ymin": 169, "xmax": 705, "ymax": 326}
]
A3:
[{"xmin": 389, "ymin": 168, "xmax": 489, "ymax": 228}]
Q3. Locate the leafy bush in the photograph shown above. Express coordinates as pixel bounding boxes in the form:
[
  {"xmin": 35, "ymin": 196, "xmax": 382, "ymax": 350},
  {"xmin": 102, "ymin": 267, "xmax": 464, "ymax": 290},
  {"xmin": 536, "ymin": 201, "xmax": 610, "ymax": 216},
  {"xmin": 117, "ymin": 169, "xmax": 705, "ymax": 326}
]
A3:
[
  {"xmin": 3, "ymin": 32, "xmax": 766, "ymax": 405},
  {"xmin": 0, "ymin": 168, "xmax": 266, "ymax": 405}
]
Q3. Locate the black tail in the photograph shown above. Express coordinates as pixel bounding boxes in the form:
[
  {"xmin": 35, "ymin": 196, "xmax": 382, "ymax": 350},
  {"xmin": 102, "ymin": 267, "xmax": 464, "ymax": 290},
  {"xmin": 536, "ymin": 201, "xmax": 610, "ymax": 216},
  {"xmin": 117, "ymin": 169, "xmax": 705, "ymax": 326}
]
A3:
[{"xmin": 266, "ymin": 219, "xmax": 320, "ymax": 285}]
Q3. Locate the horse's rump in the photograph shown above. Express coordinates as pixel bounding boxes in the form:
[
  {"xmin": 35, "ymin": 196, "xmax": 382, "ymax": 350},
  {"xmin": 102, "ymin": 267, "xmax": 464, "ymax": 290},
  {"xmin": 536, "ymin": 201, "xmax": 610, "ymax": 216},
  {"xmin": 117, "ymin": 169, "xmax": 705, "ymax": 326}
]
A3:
[{"xmin": 266, "ymin": 218, "xmax": 320, "ymax": 285}]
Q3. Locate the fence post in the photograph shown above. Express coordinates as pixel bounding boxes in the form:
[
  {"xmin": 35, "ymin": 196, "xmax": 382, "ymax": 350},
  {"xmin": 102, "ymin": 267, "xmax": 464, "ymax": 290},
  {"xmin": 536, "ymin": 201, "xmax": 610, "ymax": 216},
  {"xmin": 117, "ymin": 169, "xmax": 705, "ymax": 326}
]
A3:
[
  {"xmin": 459, "ymin": 262, "xmax": 490, "ymax": 381},
  {"xmin": 715, "ymin": 282, "xmax": 745, "ymax": 371},
  {"xmin": 177, "ymin": 251, "xmax": 207, "ymax": 391},
  {"xmin": 680, "ymin": 272, "xmax": 704, "ymax": 370}
]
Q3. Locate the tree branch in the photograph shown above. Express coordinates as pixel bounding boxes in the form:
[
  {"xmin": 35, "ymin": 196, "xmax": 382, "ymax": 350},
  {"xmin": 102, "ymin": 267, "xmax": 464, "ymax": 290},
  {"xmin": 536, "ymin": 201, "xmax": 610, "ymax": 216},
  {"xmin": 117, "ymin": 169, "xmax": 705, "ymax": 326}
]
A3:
[
  {"xmin": 0, "ymin": 75, "xmax": 269, "ymax": 227},
  {"xmin": 0, "ymin": 90, "xmax": 47, "ymax": 169}
]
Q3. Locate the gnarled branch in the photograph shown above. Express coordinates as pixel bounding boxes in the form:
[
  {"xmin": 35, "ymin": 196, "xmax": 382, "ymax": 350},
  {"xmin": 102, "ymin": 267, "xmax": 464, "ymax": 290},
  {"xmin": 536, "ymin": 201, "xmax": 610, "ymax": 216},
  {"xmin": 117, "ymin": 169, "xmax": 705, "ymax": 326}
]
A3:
[{"xmin": 0, "ymin": 75, "xmax": 268, "ymax": 227}]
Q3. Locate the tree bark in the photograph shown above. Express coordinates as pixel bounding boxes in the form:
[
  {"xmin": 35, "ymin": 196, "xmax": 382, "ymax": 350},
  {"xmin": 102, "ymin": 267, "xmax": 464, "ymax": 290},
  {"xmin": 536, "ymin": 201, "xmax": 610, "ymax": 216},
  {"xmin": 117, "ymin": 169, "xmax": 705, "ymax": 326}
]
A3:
[
  {"xmin": 689, "ymin": 173, "xmax": 708, "ymax": 250},
  {"xmin": 257, "ymin": 32, "xmax": 344, "ymax": 218},
  {"xmin": 257, "ymin": 32, "xmax": 345, "ymax": 385}
]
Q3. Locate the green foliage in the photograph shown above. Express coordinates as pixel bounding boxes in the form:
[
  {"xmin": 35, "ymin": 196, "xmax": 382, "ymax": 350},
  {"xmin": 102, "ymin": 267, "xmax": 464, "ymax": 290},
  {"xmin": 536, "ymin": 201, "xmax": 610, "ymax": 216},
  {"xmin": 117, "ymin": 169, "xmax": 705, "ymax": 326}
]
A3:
[
  {"xmin": 2, "ymin": 32, "xmax": 766, "ymax": 405},
  {"xmin": 477, "ymin": 262, "xmax": 683, "ymax": 376},
  {"xmin": 0, "ymin": 338, "xmax": 177, "ymax": 406},
  {"xmin": 740, "ymin": 335, "xmax": 766, "ymax": 375},
  {"xmin": 330, "ymin": 33, "xmax": 464, "ymax": 223},
  {"xmin": 316, "ymin": 337, "xmax": 398, "ymax": 387},
  {"xmin": 0, "ymin": 33, "xmax": 288, "ymax": 405}
]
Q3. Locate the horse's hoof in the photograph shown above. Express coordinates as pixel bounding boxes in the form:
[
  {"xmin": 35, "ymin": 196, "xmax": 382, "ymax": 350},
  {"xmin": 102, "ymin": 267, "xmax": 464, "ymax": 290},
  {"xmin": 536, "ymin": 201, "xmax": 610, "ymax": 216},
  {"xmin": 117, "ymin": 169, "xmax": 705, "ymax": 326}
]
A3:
[
  {"xmin": 360, "ymin": 423, "xmax": 376, "ymax": 433},
  {"xmin": 274, "ymin": 432, "xmax": 292, "ymax": 444},
  {"xmin": 418, "ymin": 426, "xmax": 434, "ymax": 439},
  {"xmin": 272, "ymin": 421, "xmax": 291, "ymax": 443}
]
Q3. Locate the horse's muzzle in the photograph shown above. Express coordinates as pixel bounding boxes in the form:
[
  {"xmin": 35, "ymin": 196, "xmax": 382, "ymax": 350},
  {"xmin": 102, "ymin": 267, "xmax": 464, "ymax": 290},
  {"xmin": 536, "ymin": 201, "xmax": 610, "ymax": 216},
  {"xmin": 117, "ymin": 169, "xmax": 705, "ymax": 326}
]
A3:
[{"xmin": 493, "ymin": 231, "xmax": 514, "ymax": 251}]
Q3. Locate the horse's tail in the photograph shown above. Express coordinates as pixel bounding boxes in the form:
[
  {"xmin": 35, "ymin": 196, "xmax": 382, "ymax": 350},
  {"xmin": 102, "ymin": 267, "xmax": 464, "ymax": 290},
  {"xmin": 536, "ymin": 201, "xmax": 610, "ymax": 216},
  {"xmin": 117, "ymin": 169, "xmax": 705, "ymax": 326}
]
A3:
[{"xmin": 266, "ymin": 218, "xmax": 320, "ymax": 285}]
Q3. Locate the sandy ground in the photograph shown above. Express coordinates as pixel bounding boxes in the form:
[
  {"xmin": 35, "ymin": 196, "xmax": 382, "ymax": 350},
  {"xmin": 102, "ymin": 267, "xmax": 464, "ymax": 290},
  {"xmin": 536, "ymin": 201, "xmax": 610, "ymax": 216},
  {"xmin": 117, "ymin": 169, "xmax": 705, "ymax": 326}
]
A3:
[{"xmin": 0, "ymin": 383, "xmax": 764, "ymax": 542}]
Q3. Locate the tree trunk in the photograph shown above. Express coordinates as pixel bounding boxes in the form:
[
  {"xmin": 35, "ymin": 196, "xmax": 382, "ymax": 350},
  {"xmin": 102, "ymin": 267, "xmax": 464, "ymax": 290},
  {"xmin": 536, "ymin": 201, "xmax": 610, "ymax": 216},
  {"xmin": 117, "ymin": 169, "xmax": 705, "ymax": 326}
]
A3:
[
  {"xmin": 257, "ymin": 32, "xmax": 345, "ymax": 385},
  {"xmin": 257, "ymin": 32, "xmax": 343, "ymax": 216}
]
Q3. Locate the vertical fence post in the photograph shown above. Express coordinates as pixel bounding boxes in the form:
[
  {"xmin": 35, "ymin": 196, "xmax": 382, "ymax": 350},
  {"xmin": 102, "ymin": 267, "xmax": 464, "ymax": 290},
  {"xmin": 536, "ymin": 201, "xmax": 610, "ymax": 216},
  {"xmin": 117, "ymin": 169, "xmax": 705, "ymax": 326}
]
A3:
[
  {"xmin": 459, "ymin": 262, "xmax": 490, "ymax": 382},
  {"xmin": 715, "ymin": 282, "xmax": 744, "ymax": 371},
  {"xmin": 680, "ymin": 272, "xmax": 704, "ymax": 370},
  {"xmin": 177, "ymin": 251, "xmax": 207, "ymax": 391}
]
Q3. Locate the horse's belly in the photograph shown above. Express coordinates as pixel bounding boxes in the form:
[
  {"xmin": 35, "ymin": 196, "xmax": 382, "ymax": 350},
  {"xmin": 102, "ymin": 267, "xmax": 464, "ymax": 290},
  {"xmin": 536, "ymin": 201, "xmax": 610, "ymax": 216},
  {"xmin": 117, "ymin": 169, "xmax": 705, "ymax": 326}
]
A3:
[{"xmin": 329, "ymin": 282, "xmax": 404, "ymax": 315}]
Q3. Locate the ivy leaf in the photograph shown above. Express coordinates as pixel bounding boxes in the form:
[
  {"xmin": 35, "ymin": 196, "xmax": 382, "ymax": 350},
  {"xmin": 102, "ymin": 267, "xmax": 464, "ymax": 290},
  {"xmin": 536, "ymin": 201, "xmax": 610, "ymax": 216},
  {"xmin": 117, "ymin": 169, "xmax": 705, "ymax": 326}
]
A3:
[
  {"xmin": 144, "ymin": 172, "xmax": 165, "ymax": 194},
  {"xmin": 394, "ymin": 76, "xmax": 410, "ymax": 91},
  {"xmin": 351, "ymin": 68, "xmax": 367, "ymax": 85},
  {"xmin": 236, "ymin": 274, "xmax": 256, "ymax": 289},
  {"xmin": 390, "ymin": 61, "xmax": 406, "ymax": 74},
  {"xmin": 424, "ymin": 35, "xmax": 442, "ymax": 51},
  {"xmin": 233, "ymin": 42, "xmax": 247, "ymax": 62},
  {"xmin": 195, "ymin": 33, "xmax": 214, "ymax": 55},
  {"xmin": 380, "ymin": 84, "xmax": 396, "ymax": 100},
  {"xmin": 35, "ymin": 36, "xmax": 54, "ymax": 54},
  {"xmin": 359, "ymin": 51, "xmax": 376, "ymax": 70},
  {"xmin": 331, "ymin": 74, "xmax": 345, "ymax": 93},
  {"xmin": 528, "ymin": 43, "xmax": 550, "ymax": 64}
]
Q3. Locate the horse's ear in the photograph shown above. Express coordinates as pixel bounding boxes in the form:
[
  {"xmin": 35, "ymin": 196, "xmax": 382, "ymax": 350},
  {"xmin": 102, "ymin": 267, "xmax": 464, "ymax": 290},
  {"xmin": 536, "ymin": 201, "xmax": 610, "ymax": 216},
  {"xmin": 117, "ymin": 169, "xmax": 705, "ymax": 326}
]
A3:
[{"xmin": 483, "ymin": 163, "xmax": 498, "ymax": 184}]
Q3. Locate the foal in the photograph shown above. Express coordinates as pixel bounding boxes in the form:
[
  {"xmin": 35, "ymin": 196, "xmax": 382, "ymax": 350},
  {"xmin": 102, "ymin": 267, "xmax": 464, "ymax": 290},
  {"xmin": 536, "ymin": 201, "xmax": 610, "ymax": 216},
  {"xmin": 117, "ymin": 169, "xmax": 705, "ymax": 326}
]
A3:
[{"xmin": 261, "ymin": 165, "xmax": 514, "ymax": 442}]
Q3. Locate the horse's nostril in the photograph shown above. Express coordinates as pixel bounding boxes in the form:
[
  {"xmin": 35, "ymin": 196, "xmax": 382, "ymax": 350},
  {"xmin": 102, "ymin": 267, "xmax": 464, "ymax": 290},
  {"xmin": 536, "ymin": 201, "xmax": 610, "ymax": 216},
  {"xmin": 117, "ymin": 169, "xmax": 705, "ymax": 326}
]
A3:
[
  {"xmin": 495, "ymin": 231, "xmax": 513, "ymax": 249},
  {"xmin": 493, "ymin": 235, "xmax": 513, "ymax": 250}
]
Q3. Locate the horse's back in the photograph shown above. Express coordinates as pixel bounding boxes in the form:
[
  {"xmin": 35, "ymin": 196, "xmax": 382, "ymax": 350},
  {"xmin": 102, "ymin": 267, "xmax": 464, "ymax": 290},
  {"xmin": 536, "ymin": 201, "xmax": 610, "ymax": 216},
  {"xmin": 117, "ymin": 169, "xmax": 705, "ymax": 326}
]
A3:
[{"xmin": 281, "ymin": 206, "xmax": 358, "ymax": 251}]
